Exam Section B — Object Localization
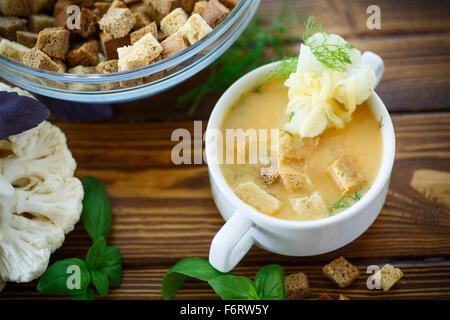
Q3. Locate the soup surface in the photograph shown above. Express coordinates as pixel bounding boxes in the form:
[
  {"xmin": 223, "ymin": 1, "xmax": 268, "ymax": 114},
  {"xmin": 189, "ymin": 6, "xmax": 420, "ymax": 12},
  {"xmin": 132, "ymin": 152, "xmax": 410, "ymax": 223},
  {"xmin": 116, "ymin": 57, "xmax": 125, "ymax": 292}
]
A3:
[{"xmin": 219, "ymin": 77, "xmax": 383, "ymax": 221}]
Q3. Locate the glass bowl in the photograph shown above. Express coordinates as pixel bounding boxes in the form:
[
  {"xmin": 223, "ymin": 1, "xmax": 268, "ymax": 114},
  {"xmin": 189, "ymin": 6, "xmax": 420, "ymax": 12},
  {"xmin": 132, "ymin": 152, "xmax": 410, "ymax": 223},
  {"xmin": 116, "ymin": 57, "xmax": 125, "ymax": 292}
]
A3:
[{"xmin": 0, "ymin": 0, "xmax": 260, "ymax": 103}]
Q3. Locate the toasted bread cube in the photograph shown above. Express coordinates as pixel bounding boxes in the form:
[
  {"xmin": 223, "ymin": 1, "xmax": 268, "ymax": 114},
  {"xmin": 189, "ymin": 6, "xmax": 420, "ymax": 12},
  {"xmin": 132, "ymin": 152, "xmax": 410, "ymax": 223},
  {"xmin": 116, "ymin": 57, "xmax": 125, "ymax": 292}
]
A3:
[
  {"xmin": 100, "ymin": 32, "xmax": 131, "ymax": 60},
  {"xmin": 99, "ymin": 7, "xmax": 136, "ymax": 39},
  {"xmin": 53, "ymin": 58, "xmax": 67, "ymax": 72},
  {"xmin": 279, "ymin": 155, "xmax": 313, "ymax": 193},
  {"xmin": 284, "ymin": 272, "xmax": 310, "ymax": 300},
  {"xmin": 118, "ymin": 32, "xmax": 162, "ymax": 71},
  {"xmin": 145, "ymin": 0, "xmax": 181, "ymax": 17},
  {"xmin": 376, "ymin": 264, "xmax": 403, "ymax": 291},
  {"xmin": 0, "ymin": 16, "xmax": 27, "ymax": 41},
  {"xmin": 95, "ymin": 2, "xmax": 112, "ymax": 16},
  {"xmin": 53, "ymin": 0, "xmax": 80, "ymax": 16},
  {"xmin": 279, "ymin": 132, "xmax": 322, "ymax": 159},
  {"xmin": 160, "ymin": 8, "xmax": 188, "ymax": 37},
  {"xmin": 260, "ymin": 166, "xmax": 279, "ymax": 186},
  {"xmin": 133, "ymin": 11, "xmax": 152, "ymax": 30},
  {"xmin": 290, "ymin": 192, "xmax": 327, "ymax": 219},
  {"xmin": 36, "ymin": 27, "xmax": 70, "ymax": 59},
  {"xmin": 181, "ymin": 0, "xmax": 199, "ymax": 13},
  {"xmin": 160, "ymin": 30, "xmax": 187, "ymax": 58},
  {"xmin": 29, "ymin": 14, "xmax": 56, "ymax": 33},
  {"xmin": 123, "ymin": 0, "xmax": 140, "ymax": 3},
  {"xmin": 234, "ymin": 181, "xmax": 281, "ymax": 215},
  {"xmin": 193, "ymin": 0, "xmax": 207, "ymax": 14},
  {"xmin": 16, "ymin": 31, "xmax": 38, "ymax": 48},
  {"xmin": 0, "ymin": 38, "xmax": 30, "ymax": 62},
  {"xmin": 180, "ymin": 13, "xmax": 212, "ymax": 45},
  {"xmin": 338, "ymin": 294, "xmax": 350, "ymax": 300},
  {"xmin": 67, "ymin": 65, "xmax": 99, "ymax": 90},
  {"xmin": 129, "ymin": 1, "xmax": 158, "ymax": 21},
  {"xmin": 201, "ymin": 0, "xmax": 229, "ymax": 28},
  {"xmin": 75, "ymin": 7, "xmax": 99, "ymax": 38},
  {"xmin": 106, "ymin": 0, "xmax": 127, "ymax": 12},
  {"xmin": 67, "ymin": 41, "xmax": 99, "ymax": 67},
  {"xmin": 323, "ymin": 257, "xmax": 360, "ymax": 288},
  {"xmin": 27, "ymin": 0, "xmax": 57, "ymax": 14},
  {"xmin": 23, "ymin": 47, "xmax": 61, "ymax": 72},
  {"xmin": 96, "ymin": 59, "xmax": 118, "ymax": 73},
  {"xmin": 130, "ymin": 21, "xmax": 157, "ymax": 44},
  {"xmin": 327, "ymin": 155, "xmax": 364, "ymax": 194},
  {"xmin": 219, "ymin": 0, "xmax": 238, "ymax": 9},
  {"xmin": 1, "ymin": 0, "xmax": 30, "ymax": 17}
]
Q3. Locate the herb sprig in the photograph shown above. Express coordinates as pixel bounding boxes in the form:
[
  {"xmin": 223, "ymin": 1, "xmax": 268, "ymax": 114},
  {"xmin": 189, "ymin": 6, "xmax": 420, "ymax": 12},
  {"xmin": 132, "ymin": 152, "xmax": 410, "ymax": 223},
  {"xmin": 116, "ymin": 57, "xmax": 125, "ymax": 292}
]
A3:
[
  {"xmin": 329, "ymin": 190, "xmax": 363, "ymax": 215},
  {"xmin": 162, "ymin": 258, "xmax": 286, "ymax": 300},
  {"xmin": 37, "ymin": 176, "xmax": 122, "ymax": 300},
  {"xmin": 302, "ymin": 16, "xmax": 354, "ymax": 72}
]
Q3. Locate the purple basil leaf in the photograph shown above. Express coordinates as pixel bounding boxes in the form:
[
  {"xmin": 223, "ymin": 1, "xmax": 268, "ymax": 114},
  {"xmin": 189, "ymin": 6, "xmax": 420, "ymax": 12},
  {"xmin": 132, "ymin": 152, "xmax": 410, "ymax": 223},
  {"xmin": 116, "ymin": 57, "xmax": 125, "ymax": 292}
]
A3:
[
  {"xmin": 35, "ymin": 94, "xmax": 113, "ymax": 122},
  {"xmin": 0, "ymin": 91, "xmax": 50, "ymax": 139}
]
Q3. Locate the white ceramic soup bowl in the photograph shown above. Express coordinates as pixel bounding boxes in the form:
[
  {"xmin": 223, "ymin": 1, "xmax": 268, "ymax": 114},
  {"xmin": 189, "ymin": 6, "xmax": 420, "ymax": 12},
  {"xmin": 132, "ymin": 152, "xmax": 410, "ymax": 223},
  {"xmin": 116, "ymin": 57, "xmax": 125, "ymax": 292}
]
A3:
[{"xmin": 205, "ymin": 52, "xmax": 394, "ymax": 273}]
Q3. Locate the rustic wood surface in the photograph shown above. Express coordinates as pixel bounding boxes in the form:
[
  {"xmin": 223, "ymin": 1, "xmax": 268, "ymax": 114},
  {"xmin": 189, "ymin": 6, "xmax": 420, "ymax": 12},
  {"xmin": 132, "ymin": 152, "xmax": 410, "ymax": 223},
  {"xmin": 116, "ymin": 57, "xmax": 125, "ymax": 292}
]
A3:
[{"xmin": 2, "ymin": 0, "xmax": 450, "ymax": 300}]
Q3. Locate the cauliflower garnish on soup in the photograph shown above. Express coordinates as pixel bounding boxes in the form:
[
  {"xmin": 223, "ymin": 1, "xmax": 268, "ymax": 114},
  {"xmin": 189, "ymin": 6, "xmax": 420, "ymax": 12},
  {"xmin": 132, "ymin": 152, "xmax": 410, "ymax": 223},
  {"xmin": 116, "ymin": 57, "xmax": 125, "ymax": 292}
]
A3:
[
  {"xmin": 283, "ymin": 18, "xmax": 376, "ymax": 137},
  {"xmin": 0, "ymin": 88, "xmax": 83, "ymax": 290}
]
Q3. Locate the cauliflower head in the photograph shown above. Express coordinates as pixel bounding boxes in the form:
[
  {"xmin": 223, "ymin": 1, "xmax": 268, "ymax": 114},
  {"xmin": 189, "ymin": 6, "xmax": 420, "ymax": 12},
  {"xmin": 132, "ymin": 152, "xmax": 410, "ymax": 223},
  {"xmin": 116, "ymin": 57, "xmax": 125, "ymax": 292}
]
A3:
[{"xmin": 0, "ymin": 119, "xmax": 83, "ymax": 288}]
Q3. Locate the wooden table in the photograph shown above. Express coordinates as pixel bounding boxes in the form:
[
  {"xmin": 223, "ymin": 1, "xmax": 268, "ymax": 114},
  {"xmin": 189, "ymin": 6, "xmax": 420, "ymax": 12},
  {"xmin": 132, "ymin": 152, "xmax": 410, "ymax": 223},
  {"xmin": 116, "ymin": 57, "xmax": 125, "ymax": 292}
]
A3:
[{"xmin": 3, "ymin": 0, "xmax": 450, "ymax": 299}]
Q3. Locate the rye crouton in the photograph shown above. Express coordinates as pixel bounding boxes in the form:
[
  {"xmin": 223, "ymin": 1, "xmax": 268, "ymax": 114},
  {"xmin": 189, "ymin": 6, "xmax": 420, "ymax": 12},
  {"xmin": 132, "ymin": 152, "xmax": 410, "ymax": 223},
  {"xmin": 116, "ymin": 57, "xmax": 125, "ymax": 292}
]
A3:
[
  {"xmin": 27, "ymin": 0, "xmax": 57, "ymax": 14},
  {"xmin": 289, "ymin": 192, "xmax": 328, "ymax": 219},
  {"xmin": 36, "ymin": 27, "xmax": 70, "ymax": 59},
  {"xmin": 234, "ymin": 181, "xmax": 281, "ymax": 215},
  {"xmin": 145, "ymin": 0, "xmax": 181, "ymax": 17},
  {"xmin": 0, "ymin": 16, "xmax": 27, "ymax": 41},
  {"xmin": 278, "ymin": 154, "xmax": 313, "ymax": 193},
  {"xmin": 23, "ymin": 47, "xmax": 61, "ymax": 72},
  {"xmin": 284, "ymin": 272, "xmax": 310, "ymax": 299},
  {"xmin": 130, "ymin": 21, "xmax": 157, "ymax": 44},
  {"xmin": 376, "ymin": 264, "xmax": 403, "ymax": 291},
  {"xmin": 323, "ymin": 257, "xmax": 360, "ymax": 288},
  {"xmin": 66, "ymin": 41, "xmax": 99, "ymax": 66},
  {"xmin": 0, "ymin": 38, "xmax": 30, "ymax": 62},
  {"xmin": 201, "ymin": 0, "xmax": 229, "ymax": 28},
  {"xmin": 117, "ymin": 32, "xmax": 162, "ymax": 71},
  {"xmin": 160, "ymin": 30, "xmax": 187, "ymax": 58},
  {"xmin": 16, "ymin": 30, "xmax": 38, "ymax": 48},
  {"xmin": 180, "ymin": 13, "xmax": 212, "ymax": 45},
  {"xmin": 100, "ymin": 31, "xmax": 131, "ymax": 60},
  {"xmin": 160, "ymin": 7, "xmax": 188, "ymax": 37},
  {"xmin": 99, "ymin": 7, "xmax": 136, "ymax": 39},
  {"xmin": 75, "ymin": 7, "xmax": 99, "ymax": 38},
  {"xmin": 327, "ymin": 155, "xmax": 364, "ymax": 194},
  {"xmin": 133, "ymin": 11, "xmax": 152, "ymax": 30},
  {"xmin": 1, "ymin": 0, "xmax": 30, "ymax": 17},
  {"xmin": 29, "ymin": 14, "xmax": 56, "ymax": 33}
]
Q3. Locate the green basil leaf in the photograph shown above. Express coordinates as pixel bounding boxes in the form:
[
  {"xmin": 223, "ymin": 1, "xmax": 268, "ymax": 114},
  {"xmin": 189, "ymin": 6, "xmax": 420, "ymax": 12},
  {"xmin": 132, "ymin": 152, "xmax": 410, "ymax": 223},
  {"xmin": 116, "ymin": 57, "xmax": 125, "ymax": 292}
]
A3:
[
  {"xmin": 100, "ymin": 246, "xmax": 122, "ymax": 287},
  {"xmin": 209, "ymin": 275, "xmax": 260, "ymax": 300},
  {"xmin": 91, "ymin": 270, "xmax": 109, "ymax": 297},
  {"xmin": 37, "ymin": 258, "xmax": 91, "ymax": 296},
  {"xmin": 161, "ymin": 258, "xmax": 227, "ymax": 300},
  {"xmin": 73, "ymin": 286, "xmax": 94, "ymax": 300},
  {"xmin": 82, "ymin": 176, "xmax": 112, "ymax": 242},
  {"xmin": 85, "ymin": 237, "xmax": 107, "ymax": 270},
  {"xmin": 254, "ymin": 264, "xmax": 286, "ymax": 300}
]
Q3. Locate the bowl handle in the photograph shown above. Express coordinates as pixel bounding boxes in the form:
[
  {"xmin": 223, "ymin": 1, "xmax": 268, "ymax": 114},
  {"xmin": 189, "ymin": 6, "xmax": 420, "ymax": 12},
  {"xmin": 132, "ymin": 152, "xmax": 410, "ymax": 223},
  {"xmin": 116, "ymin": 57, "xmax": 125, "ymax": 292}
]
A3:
[
  {"xmin": 209, "ymin": 211, "xmax": 254, "ymax": 273},
  {"xmin": 362, "ymin": 51, "xmax": 384, "ymax": 88}
]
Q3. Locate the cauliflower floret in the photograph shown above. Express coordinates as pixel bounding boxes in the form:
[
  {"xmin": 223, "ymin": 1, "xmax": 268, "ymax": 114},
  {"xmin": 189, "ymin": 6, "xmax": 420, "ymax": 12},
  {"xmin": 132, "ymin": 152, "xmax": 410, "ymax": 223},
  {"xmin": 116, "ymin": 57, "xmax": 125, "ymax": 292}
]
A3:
[{"xmin": 0, "ymin": 90, "xmax": 83, "ymax": 289}]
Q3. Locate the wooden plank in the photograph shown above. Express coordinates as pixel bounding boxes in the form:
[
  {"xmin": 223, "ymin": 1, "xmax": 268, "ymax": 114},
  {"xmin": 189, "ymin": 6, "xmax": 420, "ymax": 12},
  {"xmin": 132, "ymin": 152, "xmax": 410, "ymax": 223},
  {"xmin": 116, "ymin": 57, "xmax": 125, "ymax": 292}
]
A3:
[{"xmin": 3, "ymin": 260, "xmax": 450, "ymax": 299}]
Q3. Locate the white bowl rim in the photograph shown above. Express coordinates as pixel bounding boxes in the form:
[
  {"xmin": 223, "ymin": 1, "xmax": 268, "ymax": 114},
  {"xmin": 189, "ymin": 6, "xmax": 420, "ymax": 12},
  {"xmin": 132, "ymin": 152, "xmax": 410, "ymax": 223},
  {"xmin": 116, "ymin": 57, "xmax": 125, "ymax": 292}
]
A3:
[{"xmin": 205, "ymin": 61, "xmax": 396, "ymax": 231}]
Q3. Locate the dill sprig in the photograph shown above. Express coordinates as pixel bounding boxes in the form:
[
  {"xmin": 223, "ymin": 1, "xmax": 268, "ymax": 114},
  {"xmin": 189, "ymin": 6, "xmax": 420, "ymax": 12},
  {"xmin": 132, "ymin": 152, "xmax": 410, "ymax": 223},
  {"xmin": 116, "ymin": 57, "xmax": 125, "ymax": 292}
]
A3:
[
  {"xmin": 329, "ymin": 195, "xmax": 350, "ymax": 215},
  {"xmin": 177, "ymin": 2, "xmax": 303, "ymax": 115},
  {"xmin": 255, "ymin": 56, "xmax": 299, "ymax": 92},
  {"xmin": 302, "ymin": 16, "xmax": 354, "ymax": 72},
  {"xmin": 378, "ymin": 116, "xmax": 384, "ymax": 128}
]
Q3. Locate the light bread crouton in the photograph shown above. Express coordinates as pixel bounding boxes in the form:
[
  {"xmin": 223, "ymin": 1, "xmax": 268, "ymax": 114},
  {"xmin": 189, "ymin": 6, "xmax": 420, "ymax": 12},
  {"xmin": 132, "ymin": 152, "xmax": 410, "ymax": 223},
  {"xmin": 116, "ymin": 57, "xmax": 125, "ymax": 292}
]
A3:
[
  {"xmin": 193, "ymin": 1, "xmax": 207, "ymax": 14},
  {"xmin": 279, "ymin": 154, "xmax": 313, "ymax": 193},
  {"xmin": 201, "ymin": 0, "xmax": 229, "ymax": 28},
  {"xmin": 284, "ymin": 272, "xmax": 310, "ymax": 299},
  {"xmin": 323, "ymin": 257, "xmax": 360, "ymax": 288},
  {"xmin": 23, "ymin": 47, "xmax": 63, "ymax": 72},
  {"xmin": 160, "ymin": 7, "xmax": 188, "ymax": 37},
  {"xmin": 117, "ymin": 32, "xmax": 162, "ymax": 71},
  {"xmin": 327, "ymin": 155, "xmax": 364, "ymax": 194},
  {"xmin": 0, "ymin": 38, "xmax": 30, "ymax": 62},
  {"xmin": 376, "ymin": 264, "xmax": 403, "ymax": 291},
  {"xmin": 160, "ymin": 30, "xmax": 187, "ymax": 59},
  {"xmin": 234, "ymin": 181, "xmax": 281, "ymax": 215},
  {"xmin": 180, "ymin": 13, "xmax": 212, "ymax": 45},
  {"xmin": 99, "ymin": 7, "xmax": 136, "ymax": 39},
  {"xmin": 260, "ymin": 166, "xmax": 279, "ymax": 186},
  {"xmin": 289, "ymin": 192, "xmax": 327, "ymax": 219}
]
